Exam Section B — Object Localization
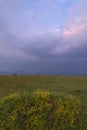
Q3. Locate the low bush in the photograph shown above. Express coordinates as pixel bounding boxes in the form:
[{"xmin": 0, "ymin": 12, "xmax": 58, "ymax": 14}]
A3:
[{"xmin": 0, "ymin": 90, "xmax": 84, "ymax": 130}]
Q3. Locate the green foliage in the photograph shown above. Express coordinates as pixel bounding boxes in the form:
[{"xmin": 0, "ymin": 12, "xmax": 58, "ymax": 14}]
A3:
[{"xmin": 0, "ymin": 90, "xmax": 84, "ymax": 130}]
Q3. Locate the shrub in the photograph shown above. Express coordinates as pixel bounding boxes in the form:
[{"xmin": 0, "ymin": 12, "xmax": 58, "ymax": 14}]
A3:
[{"xmin": 0, "ymin": 90, "xmax": 83, "ymax": 130}]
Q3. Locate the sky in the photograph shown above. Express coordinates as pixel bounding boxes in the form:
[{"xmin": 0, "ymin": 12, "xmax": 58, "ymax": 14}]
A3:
[{"xmin": 0, "ymin": 0, "xmax": 87, "ymax": 75}]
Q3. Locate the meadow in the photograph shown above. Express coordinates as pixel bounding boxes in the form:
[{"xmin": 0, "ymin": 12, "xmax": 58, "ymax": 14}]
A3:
[{"xmin": 0, "ymin": 75, "xmax": 87, "ymax": 130}]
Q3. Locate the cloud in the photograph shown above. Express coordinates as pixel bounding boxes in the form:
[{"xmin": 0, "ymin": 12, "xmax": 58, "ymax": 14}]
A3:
[
  {"xmin": 0, "ymin": 0, "xmax": 87, "ymax": 75},
  {"xmin": 19, "ymin": 0, "xmax": 87, "ymax": 58}
]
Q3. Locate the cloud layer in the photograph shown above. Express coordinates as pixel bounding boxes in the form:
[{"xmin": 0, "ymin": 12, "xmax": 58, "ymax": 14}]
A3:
[{"xmin": 0, "ymin": 0, "xmax": 87, "ymax": 75}]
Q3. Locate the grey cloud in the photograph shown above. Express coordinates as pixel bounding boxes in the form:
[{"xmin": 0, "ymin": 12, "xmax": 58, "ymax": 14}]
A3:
[
  {"xmin": 0, "ymin": 0, "xmax": 87, "ymax": 75},
  {"xmin": 20, "ymin": 33, "xmax": 62, "ymax": 58},
  {"xmin": 0, "ymin": 36, "xmax": 87, "ymax": 75}
]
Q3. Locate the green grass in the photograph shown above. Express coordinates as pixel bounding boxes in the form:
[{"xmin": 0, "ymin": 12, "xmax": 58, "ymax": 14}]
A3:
[
  {"xmin": 0, "ymin": 76, "xmax": 87, "ymax": 101},
  {"xmin": 0, "ymin": 75, "xmax": 87, "ymax": 129}
]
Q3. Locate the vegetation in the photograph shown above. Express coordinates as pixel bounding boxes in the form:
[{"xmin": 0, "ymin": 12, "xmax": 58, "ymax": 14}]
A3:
[
  {"xmin": 0, "ymin": 90, "xmax": 83, "ymax": 130},
  {"xmin": 0, "ymin": 76, "xmax": 87, "ymax": 129}
]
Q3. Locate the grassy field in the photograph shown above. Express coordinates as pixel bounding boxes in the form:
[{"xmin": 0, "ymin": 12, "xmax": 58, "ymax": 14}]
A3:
[
  {"xmin": 0, "ymin": 75, "xmax": 87, "ymax": 129},
  {"xmin": 0, "ymin": 75, "xmax": 87, "ymax": 101}
]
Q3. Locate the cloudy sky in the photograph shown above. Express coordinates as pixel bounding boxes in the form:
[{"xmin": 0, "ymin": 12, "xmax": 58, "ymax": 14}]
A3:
[{"xmin": 0, "ymin": 0, "xmax": 87, "ymax": 75}]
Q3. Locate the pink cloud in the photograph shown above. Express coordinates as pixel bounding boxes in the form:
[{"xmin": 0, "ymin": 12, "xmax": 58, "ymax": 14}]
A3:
[{"xmin": 63, "ymin": 24, "xmax": 87, "ymax": 37}]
